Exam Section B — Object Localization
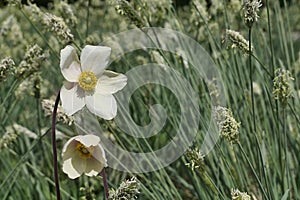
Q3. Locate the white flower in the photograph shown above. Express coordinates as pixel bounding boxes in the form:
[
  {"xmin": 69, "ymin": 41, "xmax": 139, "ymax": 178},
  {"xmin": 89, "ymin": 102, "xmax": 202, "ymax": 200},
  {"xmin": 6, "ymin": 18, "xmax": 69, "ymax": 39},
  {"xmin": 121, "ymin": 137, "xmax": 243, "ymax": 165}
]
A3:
[
  {"xmin": 60, "ymin": 45, "xmax": 127, "ymax": 120},
  {"xmin": 62, "ymin": 134, "xmax": 107, "ymax": 179}
]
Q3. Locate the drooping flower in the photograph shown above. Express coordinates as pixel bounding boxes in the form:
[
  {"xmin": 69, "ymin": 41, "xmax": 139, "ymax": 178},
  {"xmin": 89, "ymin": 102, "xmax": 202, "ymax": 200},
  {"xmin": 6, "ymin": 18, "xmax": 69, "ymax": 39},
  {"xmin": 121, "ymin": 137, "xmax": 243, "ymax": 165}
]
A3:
[
  {"xmin": 62, "ymin": 134, "xmax": 107, "ymax": 179},
  {"xmin": 60, "ymin": 45, "xmax": 127, "ymax": 120}
]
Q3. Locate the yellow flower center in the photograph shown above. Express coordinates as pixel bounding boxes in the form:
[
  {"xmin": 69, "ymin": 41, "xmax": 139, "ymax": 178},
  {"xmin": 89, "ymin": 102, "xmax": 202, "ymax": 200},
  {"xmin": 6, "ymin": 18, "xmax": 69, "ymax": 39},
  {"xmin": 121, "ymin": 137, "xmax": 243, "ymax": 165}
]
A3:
[
  {"xmin": 76, "ymin": 143, "xmax": 94, "ymax": 159},
  {"xmin": 78, "ymin": 71, "xmax": 97, "ymax": 91}
]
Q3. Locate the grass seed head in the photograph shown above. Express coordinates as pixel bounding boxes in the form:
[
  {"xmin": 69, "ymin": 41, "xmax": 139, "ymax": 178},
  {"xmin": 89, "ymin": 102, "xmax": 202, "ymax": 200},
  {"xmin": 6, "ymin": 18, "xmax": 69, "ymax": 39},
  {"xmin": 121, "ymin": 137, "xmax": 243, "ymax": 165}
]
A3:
[
  {"xmin": 108, "ymin": 177, "xmax": 140, "ymax": 200},
  {"xmin": 242, "ymin": 0, "xmax": 262, "ymax": 28},
  {"xmin": 0, "ymin": 57, "xmax": 15, "ymax": 82},
  {"xmin": 273, "ymin": 68, "xmax": 294, "ymax": 106},
  {"xmin": 213, "ymin": 106, "xmax": 240, "ymax": 145}
]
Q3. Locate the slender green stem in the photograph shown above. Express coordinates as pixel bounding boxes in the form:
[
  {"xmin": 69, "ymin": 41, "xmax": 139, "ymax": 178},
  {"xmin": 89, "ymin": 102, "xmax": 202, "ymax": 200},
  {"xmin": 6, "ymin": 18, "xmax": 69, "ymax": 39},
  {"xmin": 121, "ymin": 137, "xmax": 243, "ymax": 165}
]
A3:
[
  {"xmin": 276, "ymin": 100, "xmax": 282, "ymax": 176},
  {"xmin": 35, "ymin": 77, "xmax": 41, "ymax": 136},
  {"xmin": 73, "ymin": 27, "xmax": 84, "ymax": 46},
  {"xmin": 52, "ymin": 92, "xmax": 61, "ymax": 200},
  {"xmin": 251, "ymin": 54, "xmax": 272, "ymax": 78},
  {"xmin": 253, "ymin": 133, "xmax": 272, "ymax": 198},
  {"xmin": 2, "ymin": 98, "xmax": 18, "ymax": 127},
  {"xmin": 238, "ymin": 142, "xmax": 270, "ymax": 200},
  {"xmin": 36, "ymin": 98, "xmax": 42, "ymax": 136},
  {"xmin": 249, "ymin": 28, "xmax": 256, "ymax": 133},
  {"xmin": 288, "ymin": 103, "xmax": 300, "ymax": 125},
  {"xmin": 204, "ymin": 173, "xmax": 226, "ymax": 200},
  {"xmin": 265, "ymin": 0, "xmax": 275, "ymax": 76},
  {"xmin": 283, "ymin": 107, "xmax": 290, "ymax": 193},
  {"xmin": 2, "ymin": 165, "xmax": 21, "ymax": 200},
  {"xmin": 72, "ymin": 41, "xmax": 82, "ymax": 51},
  {"xmin": 86, "ymin": 0, "xmax": 91, "ymax": 38},
  {"xmin": 0, "ymin": 79, "xmax": 18, "ymax": 110}
]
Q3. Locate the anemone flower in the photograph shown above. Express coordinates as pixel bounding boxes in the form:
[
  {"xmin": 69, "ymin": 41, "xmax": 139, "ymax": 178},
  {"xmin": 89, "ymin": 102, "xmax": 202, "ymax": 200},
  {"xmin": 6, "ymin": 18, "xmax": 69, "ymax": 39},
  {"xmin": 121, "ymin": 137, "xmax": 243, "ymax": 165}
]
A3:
[
  {"xmin": 60, "ymin": 45, "xmax": 127, "ymax": 120},
  {"xmin": 62, "ymin": 134, "xmax": 107, "ymax": 179}
]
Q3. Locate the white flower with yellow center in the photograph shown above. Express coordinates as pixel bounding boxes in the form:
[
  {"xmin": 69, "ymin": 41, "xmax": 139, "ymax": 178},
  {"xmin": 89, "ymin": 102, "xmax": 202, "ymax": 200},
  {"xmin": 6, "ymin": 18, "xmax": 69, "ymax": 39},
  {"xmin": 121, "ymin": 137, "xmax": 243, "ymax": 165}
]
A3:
[
  {"xmin": 60, "ymin": 45, "xmax": 127, "ymax": 119},
  {"xmin": 62, "ymin": 134, "xmax": 107, "ymax": 179}
]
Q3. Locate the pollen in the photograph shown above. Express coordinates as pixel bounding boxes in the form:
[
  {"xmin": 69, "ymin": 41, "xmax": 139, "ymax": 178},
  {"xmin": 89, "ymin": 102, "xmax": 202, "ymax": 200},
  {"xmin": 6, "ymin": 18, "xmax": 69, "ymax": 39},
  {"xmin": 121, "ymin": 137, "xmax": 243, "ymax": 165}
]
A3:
[
  {"xmin": 76, "ymin": 143, "xmax": 94, "ymax": 159},
  {"xmin": 78, "ymin": 71, "xmax": 97, "ymax": 91}
]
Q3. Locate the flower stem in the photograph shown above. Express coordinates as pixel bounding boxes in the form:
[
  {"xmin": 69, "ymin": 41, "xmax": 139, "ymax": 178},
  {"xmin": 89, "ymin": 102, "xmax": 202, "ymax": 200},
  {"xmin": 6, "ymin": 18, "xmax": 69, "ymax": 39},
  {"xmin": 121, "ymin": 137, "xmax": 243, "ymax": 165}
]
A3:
[
  {"xmin": 101, "ymin": 168, "xmax": 109, "ymax": 199},
  {"xmin": 52, "ymin": 92, "xmax": 61, "ymax": 200}
]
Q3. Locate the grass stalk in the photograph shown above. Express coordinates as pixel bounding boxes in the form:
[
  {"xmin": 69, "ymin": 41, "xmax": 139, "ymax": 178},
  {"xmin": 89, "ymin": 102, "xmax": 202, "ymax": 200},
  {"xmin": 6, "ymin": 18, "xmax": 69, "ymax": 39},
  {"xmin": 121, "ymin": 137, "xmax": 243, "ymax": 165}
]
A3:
[
  {"xmin": 0, "ymin": 79, "xmax": 19, "ymax": 110},
  {"xmin": 283, "ymin": 107, "xmax": 290, "ymax": 195},
  {"xmin": 238, "ymin": 142, "xmax": 270, "ymax": 200},
  {"xmin": 248, "ymin": 28, "xmax": 256, "ymax": 133},
  {"xmin": 36, "ymin": 97, "xmax": 42, "ymax": 136},
  {"xmin": 265, "ymin": 0, "xmax": 275, "ymax": 76},
  {"xmin": 86, "ymin": 0, "xmax": 91, "ymax": 38}
]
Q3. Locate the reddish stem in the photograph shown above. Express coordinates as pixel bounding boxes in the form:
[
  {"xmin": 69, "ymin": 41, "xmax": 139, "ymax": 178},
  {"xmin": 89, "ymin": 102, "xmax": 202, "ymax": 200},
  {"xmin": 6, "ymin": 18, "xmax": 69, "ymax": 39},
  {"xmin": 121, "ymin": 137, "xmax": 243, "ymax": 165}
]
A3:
[
  {"xmin": 52, "ymin": 92, "xmax": 61, "ymax": 200},
  {"xmin": 101, "ymin": 168, "xmax": 109, "ymax": 199}
]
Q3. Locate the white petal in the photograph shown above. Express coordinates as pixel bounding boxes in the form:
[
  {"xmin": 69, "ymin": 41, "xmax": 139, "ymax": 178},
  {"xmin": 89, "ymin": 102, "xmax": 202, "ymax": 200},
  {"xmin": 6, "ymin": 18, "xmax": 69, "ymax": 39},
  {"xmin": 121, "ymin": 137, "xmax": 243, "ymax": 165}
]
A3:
[
  {"xmin": 75, "ymin": 134, "xmax": 100, "ymax": 147},
  {"xmin": 85, "ymin": 170, "xmax": 99, "ymax": 177},
  {"xmin": 102, "ymin": 70, "xmax": 122, "ymax": 78},
  {"xmin": 60, "ymin": 45, "xmax": 81, "ymax": 82},
  {"xmin": 60, "ymin": 83, "xmax": 85, "ymax": 116},
  {"xmin": 61, "ymin": 138, "xmax": 78, "ymax": 160},
  {"xmin": 62, "ymin": 158, "xmax": 81, "ymax": 179},
  {"xmin": 62, "ymin": 136, "xmax": 80, "ymax": 154},
  {"xmin": 85, "ymin": 93, "xmax": 117, "ymax": 120},
  {"xmin": 97, "ymin": 70, "xmax": 127, "ymax": 95},
  {"xmin": 80, "ymin": 45, "xmax": 111, "ymax": 77},
  {"xmin": 71, "ymin": 154, "xmax": 86, "ymax": 176},
  {"xmin": 93, "ymin": 144, "xmax": 107, "ymax": 165},
  {"xmin": 84, "ymin": 157, "xmax": 105, "ymax": 177}
]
